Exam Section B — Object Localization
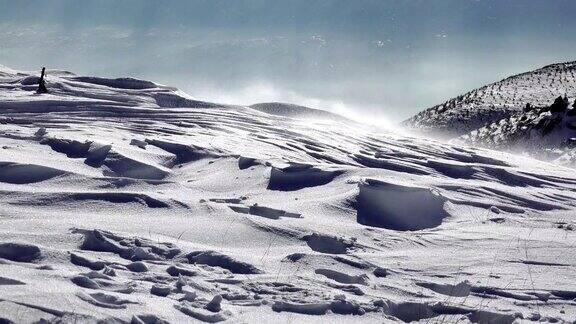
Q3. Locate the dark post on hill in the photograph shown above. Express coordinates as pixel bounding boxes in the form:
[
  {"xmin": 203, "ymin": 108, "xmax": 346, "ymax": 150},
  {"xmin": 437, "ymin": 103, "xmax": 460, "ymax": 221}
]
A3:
[{"xmin": 37, "ymin": 67, "xmax": 48, "ymax": 94}]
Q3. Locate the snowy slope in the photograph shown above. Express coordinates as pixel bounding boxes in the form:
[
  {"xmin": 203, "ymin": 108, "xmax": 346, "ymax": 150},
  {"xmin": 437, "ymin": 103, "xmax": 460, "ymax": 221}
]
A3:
[
  {"xmin": 250, "ymin": 102, "xmax": 352, "ymax": 123},
  {"xmin": 457, "ymin": 97, "xmax": 576, "ymax": 167},
  {"xmin": 404, "ymin": 61, "xmax": 576, "ymax": 137},
  {"xmin": 0, "ymin": 66, "xmax": 575, "ymax": 323}
]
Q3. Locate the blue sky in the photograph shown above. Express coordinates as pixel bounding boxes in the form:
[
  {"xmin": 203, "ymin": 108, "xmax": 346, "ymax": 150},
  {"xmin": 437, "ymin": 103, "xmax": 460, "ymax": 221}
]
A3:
[{"xmin": 1, "ymin": 0, "xmax": 575, "ymax": 123}]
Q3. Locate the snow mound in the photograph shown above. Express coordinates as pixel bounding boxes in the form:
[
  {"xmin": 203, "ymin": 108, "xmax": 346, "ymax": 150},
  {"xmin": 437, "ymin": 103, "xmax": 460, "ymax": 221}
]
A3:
[
  {"xmin": 229, "ymin": 204, "xmax": 302, "ymax": 220},
  {"xmin": 315, "ymin": 268, "xmax": 369, "ymax": 285},
  {"xmin": 250, "ymin": 102, "xmax": 350, "ymax": 122},
  {"xmin": 71, "ymin": 76, "xmax": 158, "ymax": 90},
  {"xmin": 237, "ymin": 156, "xmax": 261, "ymax": 169},
  {"xmin": 267, "ymin": 164, "xmax": 343, "ymax": 191},
  {"xmin": 40, "ymin": 137, "xmax": 171, "ymax": 180},
  {"xmin": 0, "ymin": 162, "xmax": 68, "ymax": 184},
  {"xmin": 153, "ymin": 92, "xmax": 219, "ymax": 108},
  {"xmin": 145, "ymin": 138, "xmax": 221, "ymax": 164},
  {"xmin": 186, "ymin": 251, "xmax": 262, "ymax": 274},
  {"xmin": 78, "ymin": 229, "xmax": 181, "ymax": 260},
  {"xmin": 0, "ymin": 243, "xmax": 42, "ymax": 262},
  {"xmin": 302, "ymin": 233, "xmax": 355, "ymax": 254},
  {"xmin": 416, "ymin": 280, "xmax": 472, "ymax": 297}
]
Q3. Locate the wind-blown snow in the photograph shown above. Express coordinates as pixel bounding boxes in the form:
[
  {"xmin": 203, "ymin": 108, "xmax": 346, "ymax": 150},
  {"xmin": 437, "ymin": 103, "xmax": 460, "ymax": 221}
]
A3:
[{"xmin": 0, "ymin": 66, "xmax": 575, "ymax": 323}]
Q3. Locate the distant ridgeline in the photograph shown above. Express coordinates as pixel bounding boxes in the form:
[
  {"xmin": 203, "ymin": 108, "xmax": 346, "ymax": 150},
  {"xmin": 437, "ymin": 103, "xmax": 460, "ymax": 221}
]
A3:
[{"xmin": 404, "ymin": 61, "xmax": 576, "ymax": 166}]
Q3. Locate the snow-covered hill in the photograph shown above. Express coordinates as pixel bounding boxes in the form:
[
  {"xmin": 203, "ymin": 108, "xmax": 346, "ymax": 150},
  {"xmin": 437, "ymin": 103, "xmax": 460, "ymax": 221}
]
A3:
[
  {"xmin": 458, "ymin": 96, "xmax": 576, "ymax": 167},
  {"xmin": 404, "ymin": 61, "xmax": 576, "ymax": 137},
  {"xmin": 0, "ymin": 66, "xmax": 575, "ymax": 323}
]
